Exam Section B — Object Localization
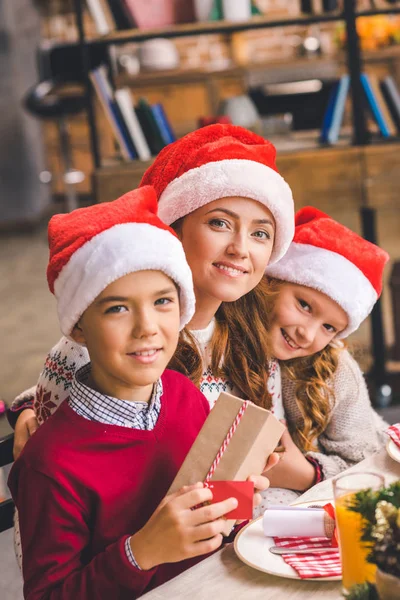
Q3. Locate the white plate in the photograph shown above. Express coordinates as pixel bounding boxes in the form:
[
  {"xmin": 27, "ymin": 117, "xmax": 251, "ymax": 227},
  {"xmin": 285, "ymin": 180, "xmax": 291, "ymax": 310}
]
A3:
[
  {"xmin": 234, "ymin": 499, "xmax": 341, "ymax": 582},
  {"xmin": 386, "ymin": 438, "xmax": 400, "ymax": 463}
]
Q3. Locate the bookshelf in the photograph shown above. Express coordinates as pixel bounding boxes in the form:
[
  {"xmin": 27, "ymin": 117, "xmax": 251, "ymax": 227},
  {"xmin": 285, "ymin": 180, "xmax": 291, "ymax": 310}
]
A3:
[
  {"xmin": 66, "ymin": 0, "xmax": 400, "ymax": 404},
  {"xmin": 68, "ymin": 1, "xmax": 400, "ymax": 169}
]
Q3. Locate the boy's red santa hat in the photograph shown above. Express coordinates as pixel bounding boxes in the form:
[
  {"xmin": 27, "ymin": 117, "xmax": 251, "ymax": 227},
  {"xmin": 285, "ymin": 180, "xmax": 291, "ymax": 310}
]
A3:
[
  {"xmin": 140, "ymin": 124, "xmax": 294, "ymax": 263},
  {"xmin": 265, "ymin": 206, "xmax": 390, "ymax": 338},
  {"xmin": 47, "ymin": 186, "xmax": 195, "ymax": 337}
]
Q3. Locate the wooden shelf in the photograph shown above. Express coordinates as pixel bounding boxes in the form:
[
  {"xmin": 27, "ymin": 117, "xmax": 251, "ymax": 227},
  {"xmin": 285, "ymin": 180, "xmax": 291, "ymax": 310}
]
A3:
[
  {"xmin": 43, "ymin": 12, "xmax": 344, "ymax": 50},
  {"xmin": 114, "ymin": 46, "xmax": 400, "ymax": 89},
  {"xmin": 41, "ymin": 6, "xmax": 400, "ymax": 51},
  {"xmin": 93, "ymin": 141, "xmax": 400, "ymax": 211}
]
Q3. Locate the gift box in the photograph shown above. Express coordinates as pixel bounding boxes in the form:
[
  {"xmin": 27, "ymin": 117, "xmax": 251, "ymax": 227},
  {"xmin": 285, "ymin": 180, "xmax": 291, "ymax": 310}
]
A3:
[{"xmin": 168, "ymin": 391, "xmax": 285, "ymax": 533}]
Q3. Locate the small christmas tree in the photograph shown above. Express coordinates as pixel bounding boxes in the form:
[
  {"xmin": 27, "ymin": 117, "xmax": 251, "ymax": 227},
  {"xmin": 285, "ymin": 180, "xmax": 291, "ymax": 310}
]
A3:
[{"xmin": 348, "ymin": 481, "xmax": 400, "ymax": 578}]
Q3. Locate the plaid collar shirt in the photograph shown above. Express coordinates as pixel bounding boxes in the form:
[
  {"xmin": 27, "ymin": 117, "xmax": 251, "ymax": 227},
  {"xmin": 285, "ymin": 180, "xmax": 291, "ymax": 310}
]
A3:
[{"xmin": 68, "ymin": 362, "xmax": 162, "ymax": 431}]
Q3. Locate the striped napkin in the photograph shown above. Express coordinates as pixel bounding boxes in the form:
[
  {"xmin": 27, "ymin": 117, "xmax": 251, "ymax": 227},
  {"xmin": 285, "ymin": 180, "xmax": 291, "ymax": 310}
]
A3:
[
  {"xmin": 386, "ymin": 423, "xmax": 400, "ymax": 447},
  {"xmin": 273, "ymin": 536, "xmax": 341, "ymax": 579}
]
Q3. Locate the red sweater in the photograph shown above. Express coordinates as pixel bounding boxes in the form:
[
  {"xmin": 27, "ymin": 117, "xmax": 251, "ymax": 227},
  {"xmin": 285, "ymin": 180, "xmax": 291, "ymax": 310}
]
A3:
[{"xmin": 8, "ymin": 370, "xmax": 210, "ymax": 600}]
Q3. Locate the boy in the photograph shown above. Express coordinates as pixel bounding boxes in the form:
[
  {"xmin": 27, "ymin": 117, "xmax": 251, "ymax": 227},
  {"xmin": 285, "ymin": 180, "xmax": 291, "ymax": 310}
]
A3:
[{"xmin": 9, "ymin": 186, "xmax": 267, "ymax": 600}]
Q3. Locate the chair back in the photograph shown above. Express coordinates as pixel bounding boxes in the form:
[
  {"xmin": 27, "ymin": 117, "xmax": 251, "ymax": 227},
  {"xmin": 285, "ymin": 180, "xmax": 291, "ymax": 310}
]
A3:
[{"xmin": 0, "ymin": 433, "xmax": 14, "ymax": 532}]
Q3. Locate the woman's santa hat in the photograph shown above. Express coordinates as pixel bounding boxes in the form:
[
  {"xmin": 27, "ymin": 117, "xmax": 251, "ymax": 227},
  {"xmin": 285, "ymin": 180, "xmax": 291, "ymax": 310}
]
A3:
[
  {"xmin": 265, "ymin": 206, "xmax": 390, "ymax": 338},
  {"xmin": 140, "ymin": 124, "xmax": 294, "ymax": 264},
  {"xmin": 47, "ymin": 186, "xmax": 195, "ymax": 337}
]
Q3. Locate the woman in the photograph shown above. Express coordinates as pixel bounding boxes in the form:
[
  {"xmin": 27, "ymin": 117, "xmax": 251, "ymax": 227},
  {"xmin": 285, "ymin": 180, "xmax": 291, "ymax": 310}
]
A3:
[{"xmin": 10, "ymin": 124, "xmax": 296, "ymax": 448}]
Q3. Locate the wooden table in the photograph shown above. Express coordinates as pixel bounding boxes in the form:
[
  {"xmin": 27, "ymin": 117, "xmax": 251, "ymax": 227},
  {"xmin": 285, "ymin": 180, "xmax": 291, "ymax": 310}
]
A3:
[{"xmin": 141, "ymin": 448, "xmax": 400, "ymax": 600}]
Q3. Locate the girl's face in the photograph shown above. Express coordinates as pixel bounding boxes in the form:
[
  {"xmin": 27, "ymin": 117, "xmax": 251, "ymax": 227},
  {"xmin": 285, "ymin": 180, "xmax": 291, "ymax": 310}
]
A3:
[
  {"xmin": 269, "ymin": 283, "xmax": 348, "ymax": 361},
  {"xmin": 178, "ymin": 197, "xmax": 276, "ymax": 312}
]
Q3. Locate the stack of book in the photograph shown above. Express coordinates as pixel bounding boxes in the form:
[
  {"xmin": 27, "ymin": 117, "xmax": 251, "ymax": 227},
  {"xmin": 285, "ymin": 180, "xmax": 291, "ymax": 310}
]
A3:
[
  {"xmin": 86, "ymin": 0, "xmax": 194, "ymax": 34},
  {"xmin": 90, "ymin": 65, "xmax": 176, "ymax": 161},
  {"xmin": 321, "ymin": 73, "xmax": 400, "ymax": 145}
]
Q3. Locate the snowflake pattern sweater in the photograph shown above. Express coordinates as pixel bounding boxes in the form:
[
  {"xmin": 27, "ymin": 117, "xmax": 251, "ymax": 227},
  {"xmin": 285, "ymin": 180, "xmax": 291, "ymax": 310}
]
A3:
[{"xmin": 8, "ymin": 370, "xmax": 211, "ymax": 600}]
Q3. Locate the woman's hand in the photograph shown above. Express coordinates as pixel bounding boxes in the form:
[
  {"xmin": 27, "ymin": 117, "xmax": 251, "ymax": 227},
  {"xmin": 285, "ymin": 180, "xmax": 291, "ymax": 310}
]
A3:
[
  {"xmin": 130, "ymin": 483, "xmax": 238, "ymax": 570},
  {"xmin": 13, "ymin": 409, "xmax": 39, "ymax": 459},
  {"xmin": 264, "ymin": 429, "xmax": 316, "ymax": 492}
]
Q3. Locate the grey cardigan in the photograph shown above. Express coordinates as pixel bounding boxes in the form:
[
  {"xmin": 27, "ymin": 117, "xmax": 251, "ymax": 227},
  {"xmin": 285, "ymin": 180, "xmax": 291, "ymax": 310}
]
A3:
[{"xmin": 282, "ymin": 349, "xmax": 388, "ymax": 480}]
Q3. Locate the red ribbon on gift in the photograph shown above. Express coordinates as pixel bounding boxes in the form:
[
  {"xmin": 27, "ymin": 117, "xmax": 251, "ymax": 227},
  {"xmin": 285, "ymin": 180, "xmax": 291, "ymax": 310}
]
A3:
[
  {"xmin": 192, "ymin": 400, "xmax": 251, "ymax": 512},
  {"xmin": 204, "ymin": 400, "xmax": 250, "ymax": 483},
  {"xmin": 323, "ymin": 503, "xmax": 338, "ymax": 547}
]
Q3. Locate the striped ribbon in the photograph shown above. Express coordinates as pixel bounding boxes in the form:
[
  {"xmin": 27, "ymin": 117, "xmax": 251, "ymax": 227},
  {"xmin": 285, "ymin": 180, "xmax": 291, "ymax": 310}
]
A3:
[{"xmin": 204, "ymin": 400, "xmax": 250, "ymax": 483}]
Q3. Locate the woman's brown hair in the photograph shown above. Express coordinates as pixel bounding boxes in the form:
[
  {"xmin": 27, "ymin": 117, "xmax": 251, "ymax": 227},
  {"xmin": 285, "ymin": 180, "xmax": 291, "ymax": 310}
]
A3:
[
  {"xmin": 168, "ymin": 218, "xmax": 277, "ymax": 409},
  {"xmin": 267, "ymin": 278, "xmax": 345, "ymax": 452},
  {"xmin": 169, "ymin": 276, "xmax": 275, "ymax": 410}
]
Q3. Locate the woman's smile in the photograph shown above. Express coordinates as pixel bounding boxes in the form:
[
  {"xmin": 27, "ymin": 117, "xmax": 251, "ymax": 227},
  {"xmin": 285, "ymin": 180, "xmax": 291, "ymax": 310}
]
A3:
[{"xmin": 213, "ymin": 261, "xmax": 248, "ymax": 278}]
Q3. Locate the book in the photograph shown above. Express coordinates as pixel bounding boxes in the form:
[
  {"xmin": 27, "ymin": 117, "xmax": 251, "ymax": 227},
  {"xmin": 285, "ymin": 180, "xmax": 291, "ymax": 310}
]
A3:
[
  {"xmin": 114, "ymin": 89, "xmax": 152, "ymax": 160},
  {"xmin": 367, "ymin": 74, "xmax": 397, "ymax": 137},
  {"xmin": 326, "ymin": 74, "xmax": 350, "ymax": 145},
  {"xmin": 380, "ymin": 75, "xmax": 400, "ymax": 132},
  {"xmin": 135, "ymin": 98, "xmax": 166, "ymax": 155},
  {"xmin": 86, "ymin": 0, "xmax": 116, "ymax": 35},
  {"xmin": 123, "ymin": 0, "xmax": 193, "ymax": 28},
  {"xmin": 209, "ymin": 0, "xmax": 224, "ymax": 20},
  {"xmin": 150, "ymin": 103, "xmax": 176, "ymax": 145},
  {"xmin": 360, "ymin": 73, "xmax": 390, "ymax": 138},
  {"xmin": 123, "ymin": 0, "xmax": 175, "ymax": 29},
  {"xmin": 90, "ymin": 66, "xmax": 136, "ymax": 160},
  {"xmin": 320, "ymin": 80, "xmax": 339, "ymax": 144},
  {"xmin": 107, "ymin": 0, "xmax": 136, "ymax": 29}
]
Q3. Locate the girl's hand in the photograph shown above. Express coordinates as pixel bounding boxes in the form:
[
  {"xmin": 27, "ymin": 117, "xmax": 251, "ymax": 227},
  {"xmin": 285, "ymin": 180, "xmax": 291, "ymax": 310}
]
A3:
[
  {"xmin": 130, "ymin": 483, "xmax": 238, "ymax": 570},
  {"xmin": 13, "ymin": 409, "xmax": 39, "ymax": 459},
  {"xmin": 265, "ymin": 429, "xmax": 316, "ymax": 492}
]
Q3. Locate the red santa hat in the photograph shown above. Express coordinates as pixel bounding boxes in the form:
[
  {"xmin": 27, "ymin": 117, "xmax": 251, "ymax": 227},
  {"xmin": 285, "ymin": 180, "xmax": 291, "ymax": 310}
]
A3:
[
  {"xmin": 265, "ymin": 206, "xmax": 390, "ymax": 338},
  {"xmin": 47, "ymin": 186, "xmax": 195, "ymax": 337},
  {"xmin": 140, "ymin": 124, "xmax": 294, "ymax": 264}
]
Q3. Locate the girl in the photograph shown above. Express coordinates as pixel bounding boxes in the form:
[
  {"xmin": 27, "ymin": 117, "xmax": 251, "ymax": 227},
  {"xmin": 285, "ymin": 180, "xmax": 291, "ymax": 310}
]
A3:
[
  {"xmin": 256, "ymin": 205, "xmax": 389, "ymax": 509},
  {"xmin": 10, "ymin": 124, "xmax": 294, "ymax": 463}
]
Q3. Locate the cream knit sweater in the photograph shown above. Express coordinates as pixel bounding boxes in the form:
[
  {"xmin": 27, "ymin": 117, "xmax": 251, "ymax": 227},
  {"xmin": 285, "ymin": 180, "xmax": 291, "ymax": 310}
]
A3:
[{"xmin": 282, "ymin": 349, "xmax": 388, "ymax": 481}]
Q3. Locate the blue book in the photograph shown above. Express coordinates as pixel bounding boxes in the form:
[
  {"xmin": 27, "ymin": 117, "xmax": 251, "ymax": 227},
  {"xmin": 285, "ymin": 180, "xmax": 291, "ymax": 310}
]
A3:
[
  {"xmin": 327, "ymin": 74, "xmax": 350, "ymax": 145},
  {"xmin": 90, "ymin": 67, "xmax": 137, "ymax": 160},
  {"xmin": 150, "ymin": 103, "xmax": 176, "ymax": 145},
  {"xmin": 320, "ymin": 81, "xmax": 340, "ymax": 144},
  {"xmin": 360, "ymin": 72, "xmax": 390, "ymax": 138}
]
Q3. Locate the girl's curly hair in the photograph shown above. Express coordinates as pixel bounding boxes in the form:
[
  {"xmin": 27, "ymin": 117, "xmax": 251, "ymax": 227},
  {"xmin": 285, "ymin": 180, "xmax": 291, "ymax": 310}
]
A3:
[{"xmin": 266, "ymin": 278, "xmax": 345, "ymax": 452}]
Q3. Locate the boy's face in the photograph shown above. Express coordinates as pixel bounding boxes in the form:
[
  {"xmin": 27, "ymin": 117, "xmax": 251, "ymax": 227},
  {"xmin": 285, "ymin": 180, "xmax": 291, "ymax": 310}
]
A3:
[{"xmin": 72, "ymin": 270, "xmax": 180, "ymax": 402}]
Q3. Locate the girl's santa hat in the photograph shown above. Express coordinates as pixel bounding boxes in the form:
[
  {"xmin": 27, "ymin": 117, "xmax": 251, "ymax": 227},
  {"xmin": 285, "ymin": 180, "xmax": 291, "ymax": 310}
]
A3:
[
  {"xmin": 140, "ymin": 124, "xmax": 294, "ymax": 264},
  {"xmin": 47, "ymin": 186, "xmax": 195, "ymax": 337},
  {"xmin": 265, "ymin": 206, "xmax": 390, "ymax": 338}
]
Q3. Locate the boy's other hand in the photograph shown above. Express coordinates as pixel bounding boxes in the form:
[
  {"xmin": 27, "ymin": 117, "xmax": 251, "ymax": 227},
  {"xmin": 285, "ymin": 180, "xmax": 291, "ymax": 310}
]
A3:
[
  {"xmin": 14, "ymin": 409, "xmax": 39, "ymax": 459},
  {"xmin": 130, "ymin": 482, "xmax": 238, "ymax": 570}
]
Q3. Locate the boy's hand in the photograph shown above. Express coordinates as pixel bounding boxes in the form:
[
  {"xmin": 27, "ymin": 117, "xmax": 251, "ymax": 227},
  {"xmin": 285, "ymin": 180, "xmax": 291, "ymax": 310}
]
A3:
[
  {"xmin": 130, "ymin": 483, "xmax": 238, "ymax": 570},
  {"xmin": 265, "ymin": 429, "xmax": 315, "ymax": 491},
  {"xmin": 14, "ymin": 409, "xmax": 39, "ymax": 459},
  {"xmin": 247, "ymin": 473, "xmax": 270, "ymax": 510}
]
